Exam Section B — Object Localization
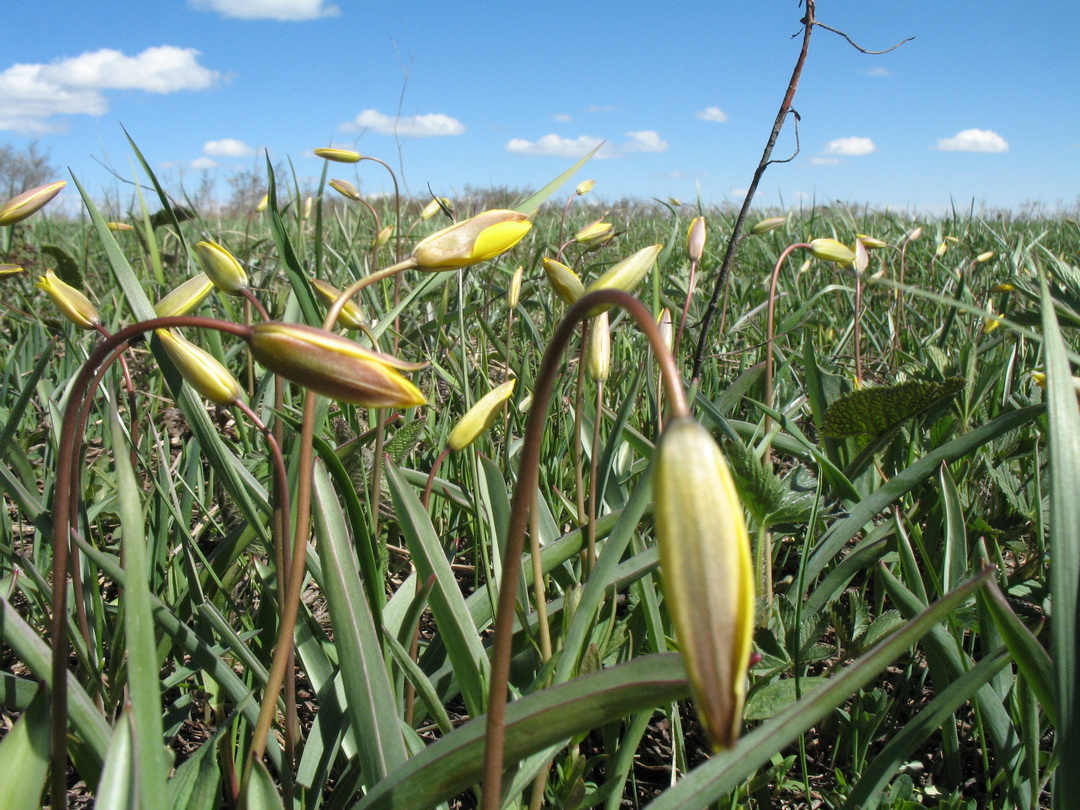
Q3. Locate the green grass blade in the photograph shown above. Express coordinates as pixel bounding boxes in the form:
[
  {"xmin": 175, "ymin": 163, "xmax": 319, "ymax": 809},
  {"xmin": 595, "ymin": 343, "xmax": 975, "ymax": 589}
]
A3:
[
  {"xmin": 0, "ymin": 685, "xmax": 50, "ymax": 810},
  {"xmin": 94, "ymin": 710, "xmax": 134, "ymax": 810},
  {"xmin": 512, "ymin": 143, "xmax": 602, "ymax": 216}
]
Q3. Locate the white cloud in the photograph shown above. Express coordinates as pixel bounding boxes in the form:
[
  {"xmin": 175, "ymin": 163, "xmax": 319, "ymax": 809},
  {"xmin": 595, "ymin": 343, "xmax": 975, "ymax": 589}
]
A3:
[
  {"xmin": 339, "ymin": 109, "xmax": 465, "ymax": 137},
  {"xmin": 506, "ymin": 130, "xmax": 667, "ymax": 159},
  {"xmin": 810, "ymin": 156, "xmax": 843, "ymax": 166},
  {"xmin": 935, "ymin": 128, "xmax": 1009, "ymax": 153},
  {"xmin": 824, "ymin": 136, "xmax": 876, "ymax": 156},
  {"xmin": 553, "ymin": 113, "xmax": 572, "ymax": 123},
  {"xmin": 729, "ymin": 188, "xmax": 749, "ymax": 198},
  {"xmin": 204, "ymin": 138, "xmax": 254, "ymax": 157},
  {"xmin": 587, "ymin": 104, "xmax": 617, "ymax": 113},
  {"xmin": 622, "ymin": 130, "xmax": 669, "ymax": 153},
  {"xmin": 859, "ymin": 66, "xmax": 891, "ymax": 77},
  {"xmin": 190, "ymin": 157, "xmax": 218, "ymax": 170},
  {"xmin": 0, "ymin": 46, "xmax": 220, "ymax": 133},
  {"xmin": 190, "ymin": 0, "xmax": 340, "ymax": 20},
  {"xmin": 695, "ymin": 106, "xmax": 729, "ymax": 123}
]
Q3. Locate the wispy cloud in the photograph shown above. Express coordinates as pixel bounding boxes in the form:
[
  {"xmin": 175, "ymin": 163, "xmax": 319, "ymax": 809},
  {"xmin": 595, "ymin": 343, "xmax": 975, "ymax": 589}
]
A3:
[
  {"xmin": 810, "ymin": 156, "xmax": 843, "ymax": 166},
  {"xmin": 190, "ymin": 157, "xmax": 218, "ymax": 170},
  {"xmin": 0, "ymin": 46, "xmax": 220, "ymax": 133},
  {"xmin": 506, "ymin": 130, "xmax": 668, "ymax": 158},
  {"xmin": 204, "ymin": 138, "xmax": 254, "ymax": 157},
  {"xmin": 587, "ymin": 104, "xmax": 617, "ymax": 113},
  {"xmin": 190, "ymin": 0, "xmax": 340, "ymax": 20},
  {"xmin": 339, "ymin": 109, "xmax": 465, "ymax": 137},
  {"xmin": 934, "ymin": 128, "xmax": 1009, "ymax": 153},
  {"xmin": 695, "ymin": 106, "xmax": 729, "ymax": 123},
  {"xmin": 859, "ymin": 66, "xmax": 891, "ymax": 77},
  {"xmin": 824, "ymin": 136, "xmax": 876, "ymax": 156},
  {"xmin": 553, "ymin": 113, "xmax": 572, "ymax": 123}
]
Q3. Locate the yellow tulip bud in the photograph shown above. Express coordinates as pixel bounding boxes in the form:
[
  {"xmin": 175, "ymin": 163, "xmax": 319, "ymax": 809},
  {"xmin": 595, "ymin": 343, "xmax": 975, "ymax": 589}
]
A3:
[
  {"xmin": 575, "ymin": 179, "xmax": 596, "ymax": 196},
  {"xmin": 1, "ymin": 264, "xmax": 24, "ymax": 277},
  {"xmin": 314, "ymin": 147, "xmax": 362, "ymax": 163},
  {"xmin": 156, "ymin": 329, "xmax": 243, "ymax": 406},
  {"xmin": 195, "ymin": 240, "xmax": 248, "ymax": 295},
  {"xmin": 583, "ymin": 244, "xmax": 662, "ymax": 313},
  {"xmin": 507, "ymin": 265, "xmax": 523, "ymax": 309},
  {"xmin": 0, "ymin": 181, "xmax": 66, "ymax": 226},
  {"xmin": 982, "ymin": 301, "xmax": 1001, "ymax": 334},
  {"xmin": 905, "ymin": 227, "xmax": 923, "ymax": 242},
  {"xmin": 749, "ymin": 216, "xmax": 786, "ymax": 236},
  {"xmin": 330, "ymin": 179, "xmax": 361, "ymax": 201},
  {"xmin": 311, "ymin": 278, "xmax": 365, "ymax": 330},
  {"xmin": 852, "ymin": 238, "xmax": 869, "ymax": 274},
  {"xmin": 35, "ymin": 269, "xmax": 99, "ymax": 329},
  {"xmin": 372, "ymin": 224, "xmax": 393, "ymax": 248},
  {"xmin": 420, "ymin": 197, "xmax": 450, "ymax": 220},
  {"xmin": 976, "ymin": 250, "xmax": 994, "ymax": 263},
  {"xmin": 107, "ymin": 221, "xmax": 133, "ymax": 231},
  {"xmin": 797, "ymin": 259, "xmax": 812, "ymax": 275},
  {"xmin": 248, "ymin": 322, "xmax": 427, "ymax": 408},
  {"xmin": 542, "ymin": 258, "xmax": 584, "ymax": 305},
  {"xmin": 447, "ymin": 379, "xmax": 516, "ymax": 451},
  {"xmin": 256, "ymin": 194, "xmax": 269, "ymax": 213},
  {"xmin": 654, "ymin": 417, "xmax": 754, "ymax": 752},
  {"xmin": 935, "ymin": 241, "xmax": 948, "ymax": 258},
  {"xmin": 412, "ymin": 209, "xmax": 532, "ymax": 270},
  {"xmin": 808, "ymin": 238, "xmax": 857, "ymax": 265},
  {"xmin": 574, "ymin": 219, "xmax": 615, "ymax": 247},
  {"xmin": 992, "ymin": 283, "xmax": 1014, "ymax": 293},
  {"xmin": 586, "ymin": 311, "xmax": 611, "ymax": 382},
  {"xmin": 687, "ymin": 216, "xmax": 707, "ymax": 262},
  {"xmin": 856, "ymin": 234, "xmax": 887, "ymax": 250},
  {"xmin": 155, "ymin": 273, "xmax": 214, "ymax": 318},
  {"xmin": 657, "ymin": 308, "xmax": 673, "ymax": 353}
]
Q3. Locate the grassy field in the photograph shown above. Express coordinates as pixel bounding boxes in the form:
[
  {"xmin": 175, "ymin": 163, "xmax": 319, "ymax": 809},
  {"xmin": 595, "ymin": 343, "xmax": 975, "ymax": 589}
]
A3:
[{"xmin": 0, "ymin": 155, "xmax": 1076, "ymax": 809}]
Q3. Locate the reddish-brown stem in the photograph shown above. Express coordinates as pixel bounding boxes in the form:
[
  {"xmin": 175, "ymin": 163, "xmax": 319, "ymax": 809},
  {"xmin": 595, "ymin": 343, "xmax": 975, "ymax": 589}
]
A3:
[
  {"xmin": 765, "ymin": 244, "xmax": 812, "ymax": 429},
  {"xmin": 673, "ymin": 258, "xmax": 698, "ymax": 359}
]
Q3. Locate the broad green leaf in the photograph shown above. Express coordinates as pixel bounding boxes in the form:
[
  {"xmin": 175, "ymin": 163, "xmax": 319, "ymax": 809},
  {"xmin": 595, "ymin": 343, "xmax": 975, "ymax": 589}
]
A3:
[
  {"xmin": 0, "ymin": 685, "xmax": 49, "ymax": 810},
  {"xmin": 243, "ymin": 758, "xmax": 285, "ymax": 810},
  {"xmin": 744, "ymin": 677, "xmax": 828, "ymax": 721},
  {"xmin": 94, "ymin": 711, "xmax": 134, "ymax": 810}
]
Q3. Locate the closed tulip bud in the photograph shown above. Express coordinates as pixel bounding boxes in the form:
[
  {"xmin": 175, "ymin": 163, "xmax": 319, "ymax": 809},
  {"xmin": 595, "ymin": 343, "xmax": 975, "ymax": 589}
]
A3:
[
  {"xmin": 992, "ymin": 283, "xmax": 1014, "ymax": 293},
  {"xmin": 852, "ymin": 239, "xmax": 869, "ymax": 274},
  {"xmin": 155, "ymin": 273, "xmax": 214, "ymax": 318},
  {"xmin": 905, "ymin": 227, "xmax": 923, "ymax": 242},
  {"xmin": 797, "ymin": 259, "xmax": 812, "ymax": 275},
  {"xmin": 657, "ymin": 308, "xmax": 673, "ymax": 352},
  {"xmin": 583, "ymin": 244, "xmax": 662, "ymax": 314},
  {"xmin": 195, "ymin": 240, "xmax": 248, "ymax": 295},
  {"xmin": 749, "ymin": 216, "xmax": 786, "ymax": 236},
  {"xmin": 586, "ymin": 311, "xmax": 611, "ymax": 382},
  {"xmin": 935, "ymin": 241, "xmax": 948, "ymax": 258},
  {"xmin": 330, "ymin": 179, "xmax": 361, "ymax": 201},
  {"xmin": 156, "ymin": 329, "xmax": 243, "ymax": 406},
  {"xmin": 982, "ymin": 301, "xmax": 1001, "ymax": 334},
  {"xmin": 314, "ymin": 147, "xmax": 362, "ymax": 163},
  {"xmin": 654, "ymin": 417, "xmax": 754, "ymax": 751},
  {"xmin": 107, "ymin": 221, "xmax": 133, "ymax": 231},
  {"xmin": 507, "ymin": 265, "xmax": 523, "ymax": 309},
  {"xmin": 248, "ymin": 322, "xmax": 427, "ymax": 408},
  {"xmin": 448, "ymin": 379, "xmax": 516, "ymax": 451},
  {"xmin": 976, "ymin": 250, "xmax": 994, "ymax": 263},
  {"xmin": 668, "ymin": 198, "xmax": 683, "ymax": 207},
  {"xmin": 574, "ymin": 219, "xmax": 615, "ymax": 247},
  {"xmin": 1, "ymin": 264, "xmax": 24, "ymax": 277},
  {"xmin": 1031, "ymin": 371, "xmax": 1080, "ymax": 400},
  {"xmin": 256, "ymin": 194, "xmax": 269, "ymax": 213},
  {"xmin": 311, "ymin": 278, "xmax": 365, "ymax": 330},
  {"xmin": 0, "ymin": 181, "xmax": 66, "ymax": 226},
  {"xmin": 412, "ymin": 209, "xmax": 532, "ymax": 270},
  {"xmin": 303, "ymin": 196, "xmax": 313, "ymax": 220},
  {"xmin": 809, "ymin": 238, "xmax": 857, "ymax": 265},
  {"xmin": 372, "ymin": 224, "xmax": 393, "ymax": 248},
  {"xmin": 856, "ymin": 234, "xmax": 887, "ymax": 250},
  {"xmin": 575, "ymin": 179, "xmax": 596, "ymax": 196},
  {"xmin": 35, "ymin": 269, "xmax": 99, "ymax": 329},
  {"xmin": 420, "ymin": 197, "xmax": 450, "ymax": 220},
  {"xmin": 542, "ymin": 257, "xmax": 584, "ymax": 305},
  {"xmin": 687, "ymin": 216, "xmax": 707, "ymax": 262}
]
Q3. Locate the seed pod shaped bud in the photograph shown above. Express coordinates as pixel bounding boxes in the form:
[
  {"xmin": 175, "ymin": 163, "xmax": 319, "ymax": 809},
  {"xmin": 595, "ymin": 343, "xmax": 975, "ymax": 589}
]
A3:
[
  {"xmin": 657, "ymin": 308, "xmax": 674, "ymax": 353},
  {"xmin": 687, "ymin": 216, "xmax": 706, "ymax": 262},
  {"xmin": 303, "ymin": 196, "xmax": 313, "ymax": 220},
  {"xmin": 575, "ymin": 179, "xmax": 596, "ymax": 196},
  {"xmin": 0, "ymin": 181, "xmax": 66, "ymax": 226},
  {"xmin": 856, "ymin": 233, "xmax": 887, "ymax": 250},
  {"xmin": 808, "ymin": 238, "xmax": 857, "ymax": 265},
  {"xmin": 314, "ymin": 147, "xmax": 362, "ymax": 163},
  {"xmin": 372, "ymin": 224, "xmax": 393, "ymax": 248},
  {"xmin": 156, "ymin": 329, "xmax": 243, "ymax": 406},
  {"xmin": 413, "ymin": 209, "xmax": 532, "ymax": 270},
  {"xmin": 574, "ymin": 219, "xmax": 615, "ymax": 247},
  {"xmin": 992, "ymin": 283, "xmax": 1014, "ymax": 293},
  {"xmin": 420, "ymin": 197, "xmax": 450, "ymax": 220},
  {"xmin": 905, "ymin": 227, "xmax": 923, "ymax": 242},
  {"xmin": 448, "ymin": 379, "xmax": 516, "ymax": 451},
  {"xmin": 249, "ymin": 322, "xmax": 427, "ymax": 408},
  {"xmin": 654, "ymin": 417, "xmax": 754, "ymax": 751},
  {"xmin": 749, "ymin": 216, "xmax": 786, "ymax": 236},
  {"xmin": 935, "ymin": 241, "xmax": 948, "ymax": 258},
  {"xmin": 155, "ymin": 273, "xmax": 214, "ymax": 318},
  {"xmin": 35, "ymin": 269, "xmax": 99, "ymax": 329},
  {"xmin": 586, "ymin": 311, "xmax": 611, "ymax": 382},
  {"xmin": 976, "ymin": 250, "xmax": 994, "ymax": 263},
  {"xmin": 507, "ymin": 265, "xmax": 523, "ymax": 309},
  {"xmin": 330, "ymin": 179, "xmax": 361, "ymax": 201},
  {"xmin": 542, "ymin": 257, "xmax": 584, "ymax": 305},
  {"xmin": 256, "ymin": 194, "xmax": 269, "ymax": 213},
  {"xmin": 195, "ymin": 240, "xmax": 248, "ymax": 295},
  {"xmin": 311, "ymin": 278, "xmax": 365, "ymax": 330},
  {"xmin": 852, "ymin": 238, "xmax": 869, "ymax": 274},
  {"xmin": 0, "ymin": 264, "xmax": 23, "ymax": 277},
  {"xmin": 583, "ymin": 243, "xmax": 663, "ymax": 314},
  {"xmin": 107, "ymin": 221, "xmax": 133, "ymax": 231}
]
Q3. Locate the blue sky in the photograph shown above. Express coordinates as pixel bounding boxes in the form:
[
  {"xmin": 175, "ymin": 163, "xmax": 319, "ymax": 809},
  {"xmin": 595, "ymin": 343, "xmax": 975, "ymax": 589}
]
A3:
[{"xmin": 3, "ymin": 0, "xmax": 1077, "ymax": 214}]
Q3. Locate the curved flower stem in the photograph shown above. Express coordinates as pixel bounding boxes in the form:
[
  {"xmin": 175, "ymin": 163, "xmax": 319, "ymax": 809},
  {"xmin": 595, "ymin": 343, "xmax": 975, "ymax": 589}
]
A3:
[
  {"xmin": 572, "ymin": 322, "xmax": 589, "ymax": 529},
  {"xmin": 765, "ymin": 243, "xmax": 811, "ymax": 445},
  {"xmin": 49, "ymin": 316, "xmax": 252, "ymax": 810},
  {"xmin": 481, "ymin": 290, "xmax": 686, "ymax": 808},
  {"xmin": 673, "ymin": 257, "xmax": 698, "ymax": 360},
  {"xmin": 586, "ymin": 380, "xmax": 604, "ymax": 575}
]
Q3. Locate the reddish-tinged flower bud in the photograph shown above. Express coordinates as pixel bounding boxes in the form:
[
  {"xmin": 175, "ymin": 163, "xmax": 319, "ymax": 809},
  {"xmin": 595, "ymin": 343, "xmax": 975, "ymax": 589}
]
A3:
[
  {"xmin": 0, "ymin": 181, "xmax": 66, "ymax": 226},
  {"xmin": 413, "ymin": 209, "xmax": 532, "ymax": 270},
  {"xmin": 156, "ymin": 329, "xmax": 243, "ymax": 406},
  {"xmin": 330, "ymin": 179, "xmax": 361, "ymax": 201},
  {"xmin": 35, "ymin": 269, "xmax": 99, "ymax": 329},
  {"xmin": 311, "ymin": 278, "xmax": 365, "ymax": 330},
  {"xmin": 686, "ymin": 216, "xmax": 706, "ymax": 262}
]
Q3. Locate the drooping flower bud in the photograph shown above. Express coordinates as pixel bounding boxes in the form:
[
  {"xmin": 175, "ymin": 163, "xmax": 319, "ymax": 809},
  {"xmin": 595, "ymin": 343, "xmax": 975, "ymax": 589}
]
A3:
[
  {"xmin": 507, "ymin": 265, "xmax": 523, "ymax": 309},
  {"xmin": 582, "ymin": 243, "xmax": 662, "ymax": 313},
  {"xmin": 256, "ymin": 194, "xmax": 269, "ymax": 213},
  {"xmin": 448, "ymin": 379, "xmax": 516, "ymax": 451},
  {"xmin": 856, "ymin": 233, "xmax": 887, "ymax": 250},
  {"xmin": 935, "ymin": 241, "xmax": 948, "ymax": 258},
  {"xmin": 976, "ymin": 250, "xmax": 995, "ymax": 263},
  {"xmin": 311, "ymin": 278, "xmax": 365, "ymax": 330},
  {"xmin": 412, "ymin": 209, "xmax": 532, "ymax": 270},
  {"xmin": 0, "ymin": 181, "xmax": 66, "ymax": 226},
  {"xmin": 574, "ymin": 219, "xmax": 615, "ymax": 247},
  {"xmin": 657, "ymin": 308, "xmax": 673, "ymax": 353},
  {"xmin": 575, "ymin": 179, "xmax": 596, "ymax": 196},
  {"xmin": 749, "ymin": 216, "xmax": 786, "ymax": 235},
  {"xmin": 156, "ymin": 329, "xmax": 243, "ymax": 406},
  {"xmin": 904, "ymin": 227, "xmax": 923, "ymax": 242},
  {"xmin": 808, "ymin": 238, "xmax": 857, "ymax": 265},
  {"xmin": 654, "ymin": 416, "xmax": 754, "ymax": 751},
  {"xmin": 372, "ymin": 224, "xmax": 393, "ymax": 248},
  {"xmin": 852, "ymin": 238, "xmax": 869, "ymax": 274},
  {"xmin": 687, "ymin": 217, "xmax": 706, "ymax": 262},
  {"xmin": 195, "ymin": 240, "xmax": 248, "ymax": 295},
  {"xmin": 330, "ymin": 179, "xmax": 361, "ymax": 201},
  {"xmin": 586, "ymin": 311, "xmax": 611, "ymax": 382},
  {"xmin": 35, "ymin": 269, "xmax": 99, "ymax": 329},
  {"xmin": 314, "ymin": 147, "xmax": 362, "ymax": 163},
  {"xmin": 0, "ymin": 264, "xmax": 22, "ymax": 277},
  {"xmin": 155, "ymin": 273, "xmax": 214, "ymax": 318},
  {"xmin": 248, "ymin": 322, "xmax": 427, "ymax": 408},
  {"xmin": 542, "ymin": 258, "xmax": 584, "ymax": 305},
  {"xmin": 420, "ymin": 197, "xmax": 450, "ymax": 220},
  {"xmin": 107, "ymin": 221, "xmax": 133, "ymax": 232}
]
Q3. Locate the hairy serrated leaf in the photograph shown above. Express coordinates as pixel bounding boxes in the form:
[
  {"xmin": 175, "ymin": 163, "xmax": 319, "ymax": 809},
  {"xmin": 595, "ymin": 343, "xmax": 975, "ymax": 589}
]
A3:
[{"xmin": 821, "ymin": 378, "xmax": 965, "ymax": 438}]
